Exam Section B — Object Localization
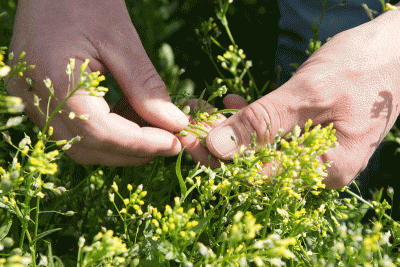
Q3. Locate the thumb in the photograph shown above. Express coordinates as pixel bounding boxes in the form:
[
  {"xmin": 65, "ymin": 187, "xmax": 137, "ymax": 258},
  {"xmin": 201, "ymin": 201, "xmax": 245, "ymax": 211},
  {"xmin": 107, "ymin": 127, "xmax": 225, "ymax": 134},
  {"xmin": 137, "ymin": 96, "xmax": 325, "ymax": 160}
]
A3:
[
  {"xmin": 206, "ymin": 90, "xmax": 303, "ymax": 159},
  {"xmin": 96, "ymin": 24, "xmax": 188, "ymax": 132}
]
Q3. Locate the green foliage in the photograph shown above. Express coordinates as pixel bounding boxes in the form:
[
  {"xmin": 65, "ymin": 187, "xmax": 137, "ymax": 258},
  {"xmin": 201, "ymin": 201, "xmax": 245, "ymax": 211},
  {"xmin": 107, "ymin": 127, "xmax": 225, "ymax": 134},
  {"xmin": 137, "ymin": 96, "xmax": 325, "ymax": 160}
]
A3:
[{"xmin": 0, "ymin": 0, "xmax": 400, "ymax": 266}]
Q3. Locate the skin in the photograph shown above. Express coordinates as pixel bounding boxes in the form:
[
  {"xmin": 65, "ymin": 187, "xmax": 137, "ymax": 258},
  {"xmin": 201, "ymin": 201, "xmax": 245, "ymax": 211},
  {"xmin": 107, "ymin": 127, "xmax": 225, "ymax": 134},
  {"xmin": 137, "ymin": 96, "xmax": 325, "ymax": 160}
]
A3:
[
  {"xmin": 8, "ymin": 1, "xmax": 400, "ymax": 189},
  {"xmin": 8, "ymin": 0, "xmax": 189, "ymax": 166},
  {"xmin": 206, "ymin": 7, "xmax": 400, "ymax": 189}
]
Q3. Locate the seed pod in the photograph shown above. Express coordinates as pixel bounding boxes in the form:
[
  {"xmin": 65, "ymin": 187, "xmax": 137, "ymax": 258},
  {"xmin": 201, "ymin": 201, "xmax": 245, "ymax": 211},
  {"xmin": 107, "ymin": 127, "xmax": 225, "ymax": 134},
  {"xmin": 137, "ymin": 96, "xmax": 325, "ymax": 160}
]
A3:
[
  {"xmin": 0, "ymin": 178, "xmax": 13, "ymax": 193},
  {"xmin": 182, "ymin": 105, "xmax": 190, "ymax": 115}
]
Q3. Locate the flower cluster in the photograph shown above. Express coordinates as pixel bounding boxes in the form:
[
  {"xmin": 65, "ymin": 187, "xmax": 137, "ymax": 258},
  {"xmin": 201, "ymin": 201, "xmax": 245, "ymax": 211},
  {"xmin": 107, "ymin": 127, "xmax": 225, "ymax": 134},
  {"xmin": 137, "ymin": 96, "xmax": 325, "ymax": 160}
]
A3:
[
  {"xmin": 0, "ymin": 96, "xmax": 24, "ymax": 114},
  {"xmin": 197, "ymin": 211, "xmax": 297, "ymax": 266},
  {"xmin": 0, "ymin": 49, "xmax": 33, "ymax": 130},
  {"xmin": 74, "ymin": 59, "xmax": 108, "ymax": 97},
  {"xmin": 0, "ymin": 47, "xmax": 11, "ymax": 79},
  {"xmin": 195, "ymin": 17, "xmax": 221, "ymax": 47},
  {"xmin": 78, "ymin": 230, "xmax": 127, "ymax": 267},
  {"xmin": 217, "ymin": 45, "xmax": 247, "ymax": 75},
  {"xmin": 110, "ymin": 182, "xmax": 147, "ymax": 217},
  {"xmin": 149, "ymin": 196, "xmax": 198, "ymax": 245},
  {"xmin": 26, "ymin": 140, "xmax": 59, "ymax": 175},
  {"xmin": 307, "ymin": 221, "xmax": 400, "ymax": 266},
  {"xmin": 0, "ymin": 253, "xmax": 31, "ymax": 267}
]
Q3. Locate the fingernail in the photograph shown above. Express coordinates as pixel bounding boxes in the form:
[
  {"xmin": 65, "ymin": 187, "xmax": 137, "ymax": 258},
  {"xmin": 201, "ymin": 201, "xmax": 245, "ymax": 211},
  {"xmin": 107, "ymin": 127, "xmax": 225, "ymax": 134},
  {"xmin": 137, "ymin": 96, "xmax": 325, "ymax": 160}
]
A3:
[{"xmin": 208, "ymin": 126, "xmax": 238, "ymax": 158}]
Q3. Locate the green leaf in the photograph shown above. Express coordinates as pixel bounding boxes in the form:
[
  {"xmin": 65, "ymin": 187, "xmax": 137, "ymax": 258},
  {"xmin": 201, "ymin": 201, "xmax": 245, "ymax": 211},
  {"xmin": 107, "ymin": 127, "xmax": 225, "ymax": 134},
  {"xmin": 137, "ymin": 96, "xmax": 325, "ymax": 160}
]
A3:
[
  {"xmin": 187, "ymin": 161, "xmax": 201, "ymax": 179},
  {"xmin": 44, "ymin": 241, "xmax": 65, "ymax": 267},
  {"xmin": 176, "ymin": 148, "xmax": 187, "ymax": 200},
  {"xmin": 31, "ymin": 228, "xmax": 62, "ymax": 245},
  {"xmin": 290, "ymin": 63, "xmax": 300, "ymax": 70},
  {"xmin": 0, "ymin": 198, "xmax": 16, "ymax": 215},
  {"xmin": 44, "ymin": 240, "xmax": 55, "ymax": 267},
  {"xmin": 0, "ymin": 218, "xmax": 12, "ymax": 241},
  {"xmin": 197, "ymin": 89, "xmax": 207, "ymax": 110},
  {"xmin": 54, "ymin": 257, "xmax": 65, "ymax": 267},
  {"xmin": 157, "ymin": 240, "xmax": 182, "ymax": 261}
]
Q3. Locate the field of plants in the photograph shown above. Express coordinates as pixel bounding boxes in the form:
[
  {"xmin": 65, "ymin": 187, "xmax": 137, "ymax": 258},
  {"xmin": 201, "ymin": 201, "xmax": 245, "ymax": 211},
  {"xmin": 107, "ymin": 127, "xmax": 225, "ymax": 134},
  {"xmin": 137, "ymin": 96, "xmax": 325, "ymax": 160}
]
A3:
[{"xmin": 1, "ymin": 0, "xmax": 400, "ymax": 266}]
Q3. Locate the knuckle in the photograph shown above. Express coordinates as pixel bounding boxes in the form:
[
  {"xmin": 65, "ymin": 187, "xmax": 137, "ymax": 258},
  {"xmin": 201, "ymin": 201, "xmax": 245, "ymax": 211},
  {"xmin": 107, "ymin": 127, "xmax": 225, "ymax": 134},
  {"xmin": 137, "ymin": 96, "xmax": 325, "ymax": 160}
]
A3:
[
  {"xmin": 239, "ymin": 102, "xmax": 273, "ymax": 142},
  {"xmin": 138, "ymin": 62, "xmax": 165, "ymax": 90}
]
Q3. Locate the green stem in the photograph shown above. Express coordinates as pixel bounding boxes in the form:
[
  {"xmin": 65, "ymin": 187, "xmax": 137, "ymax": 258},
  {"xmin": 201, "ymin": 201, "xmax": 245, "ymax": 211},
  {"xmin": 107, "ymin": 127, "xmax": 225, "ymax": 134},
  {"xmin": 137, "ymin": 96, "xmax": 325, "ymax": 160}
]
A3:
[
  {"xmin": 210, "ymin": 36, "xmax": 226, "ymax": 50},
  {"xmin": 183, "ymin": 128, "xmax": 204, "ymax": 138},
  {"xmin": 220, "ymin": 16, "xmax": 235, "ymax": 45},
  {"xmin": 19, "ymin": 172, "xmax": 36, "ymax": 250},
  {"xmin": 261, "ymin": 175, "xmax": 285, "ymax": 239},
  {"xmin": 297, "ymin": 239, "xmax": 311, "ymax": 265},
  {"xmin": 77, "ymin": 246, "xmax": 83, "ymax": 267},
  {"xmin": 247, "ymin": 69, "xmax": 259, "ymax": 96},
  {"xmin": 187, "ymin": 124, "xmax": 210, "ymax": 134},
  {"xmin": 33, "ymin": 196, "xmax": 40, "ymax": 253},
  {"xmin": 3, "ymin": 68, "xmax": 19, "ymax": 88},
  {"xmin": 207, "ymin": 51, "xmax": 226, "ymax": 79},
  {"xmin": 42, "ymin": 83, "xmax": 83, "ymax": 136},
  {"xmin": 344, "ymin": 188, "xmax": 395, "ymax": 223},
  {"xmin": 209, "ymin": 109, "xmax": 238, "ymax": 115}
]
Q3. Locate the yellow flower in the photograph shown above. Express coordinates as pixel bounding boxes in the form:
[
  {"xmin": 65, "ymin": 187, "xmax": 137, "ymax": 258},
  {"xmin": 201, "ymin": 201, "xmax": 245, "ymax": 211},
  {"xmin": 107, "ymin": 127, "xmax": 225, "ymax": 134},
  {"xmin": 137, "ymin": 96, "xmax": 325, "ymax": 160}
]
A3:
[{"xmin": 111, "ymin": 182, "xmax": 118, "ymax": 192}]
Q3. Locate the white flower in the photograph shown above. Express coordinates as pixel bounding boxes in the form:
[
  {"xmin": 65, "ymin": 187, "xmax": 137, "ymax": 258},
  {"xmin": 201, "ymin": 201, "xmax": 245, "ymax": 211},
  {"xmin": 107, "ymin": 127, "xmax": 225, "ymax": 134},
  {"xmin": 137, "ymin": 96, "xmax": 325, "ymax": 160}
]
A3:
[
  {"xmin": 78, "ymin": 236, "xmax": 85, "ymax": 248},
  {"xmin": 380, "ymin": 231, "xmax": 392, "ymax": 246},
  {"xmin": 270, "ymin": 258, "xmax": 285, "ymax": 267},
  {"xmin": 253, "ymin": 256, "xmax": 265, "ymax": 266},
  {"xmin": 0, "ymin": 65, "xmax": 11, "ymax": 78},
  {"xmin": 277, "ymin": 208, "xmax": 289, "ymax": 218}
]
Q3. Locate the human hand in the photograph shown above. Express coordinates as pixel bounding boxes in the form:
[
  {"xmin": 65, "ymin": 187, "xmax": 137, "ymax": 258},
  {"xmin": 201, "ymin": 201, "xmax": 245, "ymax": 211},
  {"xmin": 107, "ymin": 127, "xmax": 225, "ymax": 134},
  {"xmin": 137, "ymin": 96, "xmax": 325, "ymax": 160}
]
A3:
[
  {"xmin": 206, "ymin": 11, "xmax": 400, "ymax": 189},
  {"xmin": 177, "ymin": 95, "xmax": 247, "ymax": 169},
  {"xmin": 8, "ymin": 0, "xmax": 188, "ymax": 165}
]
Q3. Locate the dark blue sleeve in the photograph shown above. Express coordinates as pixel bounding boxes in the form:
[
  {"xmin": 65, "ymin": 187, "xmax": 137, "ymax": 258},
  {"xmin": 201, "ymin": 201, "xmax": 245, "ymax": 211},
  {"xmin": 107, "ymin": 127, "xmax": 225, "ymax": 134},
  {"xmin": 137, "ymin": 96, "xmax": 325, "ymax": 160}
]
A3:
[{"xmin": 275, "ymin": 0, "xmax": 384, "ymax": 86}]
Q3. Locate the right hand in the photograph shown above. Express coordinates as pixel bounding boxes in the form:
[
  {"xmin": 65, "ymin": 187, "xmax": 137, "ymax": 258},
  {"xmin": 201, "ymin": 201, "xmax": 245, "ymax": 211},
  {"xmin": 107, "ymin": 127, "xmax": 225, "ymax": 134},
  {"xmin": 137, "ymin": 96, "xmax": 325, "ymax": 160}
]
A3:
[
  {"xmin": 8, "ymin": 0, "xmax": 188, "ymax": 166},
  {"xmin": 206, "ymin": 12, "xmax": 400, "ymax": 189}
]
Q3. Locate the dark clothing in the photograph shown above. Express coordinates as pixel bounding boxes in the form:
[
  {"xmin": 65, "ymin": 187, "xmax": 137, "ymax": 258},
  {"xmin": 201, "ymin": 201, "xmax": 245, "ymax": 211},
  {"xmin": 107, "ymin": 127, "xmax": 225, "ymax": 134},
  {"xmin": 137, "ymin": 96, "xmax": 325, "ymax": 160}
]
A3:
[{"xmin": 275, "ymin": 0, "xmax": 384, "ymax": 86}]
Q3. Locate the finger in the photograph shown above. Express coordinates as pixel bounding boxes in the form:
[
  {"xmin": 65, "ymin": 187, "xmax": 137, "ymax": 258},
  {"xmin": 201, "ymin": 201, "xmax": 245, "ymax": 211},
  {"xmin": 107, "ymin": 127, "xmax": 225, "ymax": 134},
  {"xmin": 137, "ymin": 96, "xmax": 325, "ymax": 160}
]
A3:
[
  {"xmin": 319, "ymin": 131, "xmax": 369, "ymax": 189},
  {"xmin": 111, "ymin": 95, "xmax": 150, "ymax": 127},
  {"xmin": 17, "ymin": 57, "xmax": 183, "ymax": 163},
  {"xmin": 96, "ymin": 24, "xmax": 188, "ymax": 132},
  {"xmin": 65, "ymin": 91, "xmax": 183, "ymax": 158},
  {"xmin": 177, "ymin": 99, "xmax": 226, "ymax": 168},
  {"xmin": 178, "ymin": 130, "xmax": 221, "ymax": 169},
  {"xmin": 206, "ymin": 90, "xmax": 298, "ymax": 160},
  {"xmin": 206, "ymin": 73, "xmax": 336, "ymax": 160},
  {"xmin": 223, "ymin": 94, "xmax": 248, "ymax": 109},
  {"xmin": 64, "ymin": 143, "xmax": 154, "ymax": 166}
]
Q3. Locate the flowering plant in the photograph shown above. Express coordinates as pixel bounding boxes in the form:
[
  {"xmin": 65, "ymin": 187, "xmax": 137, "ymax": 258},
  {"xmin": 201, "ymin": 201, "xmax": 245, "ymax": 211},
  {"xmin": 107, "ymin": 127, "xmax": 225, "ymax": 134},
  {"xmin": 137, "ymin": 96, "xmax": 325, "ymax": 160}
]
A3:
[{"xmin": 0, "ymin": 0, "xmax": 400, "ymax": 266}]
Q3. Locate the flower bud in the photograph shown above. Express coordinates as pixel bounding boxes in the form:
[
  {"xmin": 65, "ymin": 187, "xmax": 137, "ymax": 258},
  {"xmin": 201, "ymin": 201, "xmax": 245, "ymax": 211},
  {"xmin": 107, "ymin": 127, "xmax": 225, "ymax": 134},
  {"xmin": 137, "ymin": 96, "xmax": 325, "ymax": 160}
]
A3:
[
  {"xmin": 19, "ymin": 51, "xmax": 26, "ymax": 60},
  {"xmin": 0, "ymin": 65, "xmax": 11, "ymax": 78},
  {"xmin": 0, "ymin": 179, "xmax": 13, "ymax": 193},
  {"xmin": 80, "ymin": 59, "xmax": 90, "ymax": 73},
  {"xmin": 78, "ymin": 236, "xmax": 85, "ymax": 248},
  {"xmin": 182, "ymin": 105, "xmax": 191, "ymax": 115},
  {"xmin": 1, "ymin": 237, "xmax": 14, "ymax": 248}
]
